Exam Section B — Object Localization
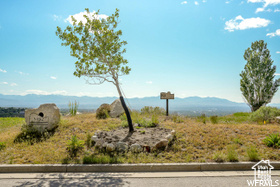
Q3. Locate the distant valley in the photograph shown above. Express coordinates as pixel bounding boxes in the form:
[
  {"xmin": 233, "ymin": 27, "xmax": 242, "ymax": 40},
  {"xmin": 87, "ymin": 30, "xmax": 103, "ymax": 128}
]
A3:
[{"xmin": 1, "ymin": 94, "xmax": 280, "ymax": 116}]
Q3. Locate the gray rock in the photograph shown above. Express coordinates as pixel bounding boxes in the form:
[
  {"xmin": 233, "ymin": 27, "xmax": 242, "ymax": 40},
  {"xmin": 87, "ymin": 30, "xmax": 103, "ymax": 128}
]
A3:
[
  {"xmin": 116, "ymin": 142, "xmax": 128, "ymax": 152},
  {"xmin": 109, "ymin": 99, "xmax": 124, "ymax": 118},
  {"xmin": 95, "ymin": 139, "xmax": 105, "ymax": 149},
  {"xmin": 130, "ymin": 143, "xmax": 142, "ymax": 153},
  {"xmin": 91, "ymin": 135, "xmax": 99, "ymax": 142},
  {"xmin": 154, "ymin": 139, "xmax": 168, "ymax": 150},
  {"xmin": 25, "ymin": 103, "xmax": 60, "ymax": 132},
  {"xmin": 171, "ymin": 130, "xmax": 176, "ymax": 136},
  {"xmin": 165, "ymin": 134, "xmax": 174, "ymax": 142},
  {"xmin": 276, "ymin": 116, "xmax": 280, "ymax": 123},
  {"xmin": 106, "ymin": 143, "xmax": 116, "ymax": 152}
]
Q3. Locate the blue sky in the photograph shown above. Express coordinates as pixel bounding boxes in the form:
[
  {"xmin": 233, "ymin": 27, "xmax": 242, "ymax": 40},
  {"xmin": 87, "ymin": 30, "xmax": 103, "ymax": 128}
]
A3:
[{"xmin": 0, "ymin": 0, "xmax": 280, "ymax": 103}]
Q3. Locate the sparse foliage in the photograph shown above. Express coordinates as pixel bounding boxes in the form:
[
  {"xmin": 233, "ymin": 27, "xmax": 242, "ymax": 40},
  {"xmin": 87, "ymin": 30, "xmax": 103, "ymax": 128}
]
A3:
[
  {"xmin": 66, "ymin": 135, "xmax": 84, "ymax": 158},
  {"xmin": 56, "ymin": 8, "xmax": 134, "ymax": 132},
  {"xmin": 240, "ymin": 40, "xmax": 280, "ymax": 112}
]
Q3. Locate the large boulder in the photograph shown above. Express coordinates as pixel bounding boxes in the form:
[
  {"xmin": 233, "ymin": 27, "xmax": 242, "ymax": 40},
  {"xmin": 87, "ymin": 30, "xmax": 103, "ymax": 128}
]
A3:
[
  {"xmin": 25, "ymin": 103, "xmax": 60, "ymax": 132},
  {"xmin": 109, "ymin": 99, "xmax": 124, "ymax": 118},
  {"xmin": 96, "ymin": 104, "xmax": 110, "ymax": 119}
]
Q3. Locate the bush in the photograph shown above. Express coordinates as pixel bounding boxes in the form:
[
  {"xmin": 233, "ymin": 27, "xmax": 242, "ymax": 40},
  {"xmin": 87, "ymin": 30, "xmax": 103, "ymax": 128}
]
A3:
[
  {"xmin": 68, "ymin": 100, "xmax": 79, "ymax": 116},
  {"xmin": 247, "ymin": 145, "xmax": 260, "ymax": 162},
  {"xmin": 0, "ymin": 142, "xmax": 6, "ymax": 151},
  {"xmin": 96, "ymin": 104, "xmax": 110, "ymax": 119},
  {"xmin": 197, "ymin": 114, "xmax": 206, "ymax": 124},
  {"xmin": 250, "ymin": 106, "xmax": 280, "ymax": 123},
  {"xmin": 85, "ymin": 132, "xmax": 92, "ymax": 148},
  {"xmin": 227, "ymin": 145, "xmax": 239, "ymax": 162},
  {"xmin": 263, "ymin": 133, "xmax": 280, "ymax": 148},
  {"xmin": 210, "ymin": 115, "xmax": 218, "ymax": 124},
  {"xmin": 141, "ymin": 106, "xmax": 165, "ymax": 115},
  {"xmin": 171, "ymin": 115, "xmax": 184, "ymax": 123},
  {"xmin": 14, "ymin": 124, "xmax": 54, "ymax": 144},
  {"xmin": 66, "ymin": 135, "xmax": 84, "ymax": 158},
  {"xmin": 213, "ymin": 151, "xmax": 226, "ymax": 162}
]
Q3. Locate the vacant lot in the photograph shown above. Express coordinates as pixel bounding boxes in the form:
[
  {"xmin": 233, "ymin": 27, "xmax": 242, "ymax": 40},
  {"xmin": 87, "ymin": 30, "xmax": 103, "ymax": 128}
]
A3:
[{"xmin": 0, "ymin": 113, "xmax": 279, "ymax": 164}]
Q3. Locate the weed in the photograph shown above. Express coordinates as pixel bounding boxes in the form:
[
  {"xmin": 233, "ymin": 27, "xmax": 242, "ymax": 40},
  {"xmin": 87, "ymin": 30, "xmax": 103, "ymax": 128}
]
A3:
[
  {"xmin": 247, "ymin": 145, "xmax": 260, "ymax": 162},
  {"xmin": 152, "ymin": 115, "xmax": 159, "ymax": 125},
  {"xmin": 96, "ymin": 104, "xmax": 110, "ymax": 119},
  {"xmin": 140, "ymin": 130, "xmax": 146, "ymax": 134},
  {"xmin": 0, "ymin": 142, "xmax": 6, "ymax": 151},
  {"xmin": 171, "ymin": 115, "xmax": 184, "ymax": 123},
  {"xmin": 210, "ymin": 115, "xmax": 218, "ymax": 124},
  {"xmin": 197, "ymin": 114, "xmax": 206, "ymax": 124},
  {"xmin": 68, "ymin": 100, "xmax": 79, "ymax": 116},
  {"xmin": 141, "ymin": 106, "xmax": 165, "ymax": 115},
  {"xmin": 213, "ymin": 151, "xmax": 226, "ymax": 162},
  {"xmin": 263, "ymin": 133, "xmax": 280, "ymax": 148},
  {"xmin": 66, "ymin": 135, "xmax": 84, "ymax": 158},
  {"xmin": 85, "ymin": 132, "xmax": 92, "ymax": 148},
  {"xmin": 233, "ymin": 138, "xmax": 243, "ymax": 145},
  {"xmin": 83, "ymin": 154, "xmax": 122, "ymax": 164},
  {"xmin": 227, "ymin": 145, "xmax": 239, "ymax": 162}
]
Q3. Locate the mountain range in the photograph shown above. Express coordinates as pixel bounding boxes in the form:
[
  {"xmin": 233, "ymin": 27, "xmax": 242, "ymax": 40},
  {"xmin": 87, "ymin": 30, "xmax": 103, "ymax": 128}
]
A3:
[
  {"xmin": 0, "ymin": 93, "xmax": 257, "ymax": 116},
  {"xmin": 1, "ymin": 94, "xmax": 280, "ymax": 116}
]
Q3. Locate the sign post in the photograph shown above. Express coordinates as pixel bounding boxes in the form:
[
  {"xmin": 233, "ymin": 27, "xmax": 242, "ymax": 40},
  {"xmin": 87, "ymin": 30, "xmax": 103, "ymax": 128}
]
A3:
[{"xmin": 160, "ymin": 91, "xmax": 175, "ymax": 116}]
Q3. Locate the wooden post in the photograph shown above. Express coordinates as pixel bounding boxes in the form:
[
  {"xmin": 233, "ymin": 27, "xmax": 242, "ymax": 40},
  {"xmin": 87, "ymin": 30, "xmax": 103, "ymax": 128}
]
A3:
[
  {"xmin": 166, "ymin": 99, "xmax": 169, "ymax": 116},
  {"xmin": 160, "ymin": 91, "xmax": 174, "ymax": 117}
]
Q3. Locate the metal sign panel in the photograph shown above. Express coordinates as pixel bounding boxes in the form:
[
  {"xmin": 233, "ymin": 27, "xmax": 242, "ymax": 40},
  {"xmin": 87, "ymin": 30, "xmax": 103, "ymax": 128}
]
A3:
[{"xmin": 160, "ymin": 92, "xmax": 174, "ymax": 99}]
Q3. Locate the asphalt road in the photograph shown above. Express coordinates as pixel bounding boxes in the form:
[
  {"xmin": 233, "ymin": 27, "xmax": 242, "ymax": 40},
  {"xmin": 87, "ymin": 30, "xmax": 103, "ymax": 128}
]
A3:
[{"xmin": 0, "ymin": 171, "xmax": 279, "ymax": 187}]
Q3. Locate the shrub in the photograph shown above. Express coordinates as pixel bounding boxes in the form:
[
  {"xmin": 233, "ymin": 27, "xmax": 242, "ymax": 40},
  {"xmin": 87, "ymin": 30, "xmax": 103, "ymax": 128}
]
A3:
[
  {"xmin": 263, "ymin": 133, "xmax": 280, "ymax": 148},
  {"xmin": 0, "ymin": 142, "xmax": 6, "ymax": 151},
  {"xmin": 213, "ymin": 151, "xmax": 226, "ymax": 162},
  {"xmin": 96, "ymin": 104, "xmax": 110, "ymax": 119},
  {"xmin": 247, "ymin": 145, "xmax": 260, "ymax": 162},
  {"xmin": 85, "ymin": 132, "xmax": 92, "ymax": 148},
  {"xmin": 233, "ymin": 138, "xmax": 243, "ymax": 145},
  {"xmin": 171, "ymin": 115, "xmax": 184, "ymax": 123},
  {"xmin": 141, "ymin": 106, "xmax": 165, "ymax": 115},
  {"xmin": 250, "ymin": 106, "xmax": 280, "ymax": 123},
  {"xmin": 227, "ymin": 145, "xmax": 239, "ymax": 162},
  {"xmin": 197, "ymin": 114, "xmax": 206, "ymax": 124},
  {"xmin": 210, "ymin": 115, "xmax": 218, "ymax": 124},
  {"xmin": 66, "ymin": 135, "xmax": 84, "ymax": 158},
  {"xmin": 83, "ymin": 154, "xmax": 121, "ymax": 164},
  {"xmin": 68, "ymin": 100, "xmax": 79, "ymax": 116},
  {"xmin": 14, "ymin": 124, "xmax": 54, "ymax": 144},
  {"xmin": 151, "ymin": 115, "xmax": 159, "ymax": 125}
]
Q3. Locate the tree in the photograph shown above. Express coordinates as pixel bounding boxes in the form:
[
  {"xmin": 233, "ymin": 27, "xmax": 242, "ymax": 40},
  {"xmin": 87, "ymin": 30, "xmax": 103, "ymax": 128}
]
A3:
[
  {"xmin": 56, "ymin": 8, "xmax": 134, "ymax": 132},
  {"xmin": 240, "ymin": 40, "xmax": 280, "ymax": 112}
]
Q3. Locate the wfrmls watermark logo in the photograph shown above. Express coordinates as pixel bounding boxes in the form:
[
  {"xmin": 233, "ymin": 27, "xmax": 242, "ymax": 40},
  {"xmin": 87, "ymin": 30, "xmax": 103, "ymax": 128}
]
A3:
[{"xmin": 247, "ymin": 160, "xmax": 279, "ymax": 186}]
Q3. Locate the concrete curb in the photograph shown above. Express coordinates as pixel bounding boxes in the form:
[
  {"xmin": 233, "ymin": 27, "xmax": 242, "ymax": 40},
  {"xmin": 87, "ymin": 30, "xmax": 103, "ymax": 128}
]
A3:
[{"xmin": 0, "ymin": 162, "xmax": 280, "ymax": 173}]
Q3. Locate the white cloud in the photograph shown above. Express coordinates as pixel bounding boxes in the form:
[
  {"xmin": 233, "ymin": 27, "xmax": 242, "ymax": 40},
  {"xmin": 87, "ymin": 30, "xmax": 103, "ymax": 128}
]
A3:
[
  {"xmin": 50, "ymin": 76, "xmax": 57, "ymax": 80},
  {"xmin": 53, "ymin": 14, "xmax": 62, "ymax": 21},
  {"xmin": 15, "ymin": 71, "xmax": 29, "ymax": 75},
  {"xmin": 24, "ymin": 90, "xmax": 68, "ymax": 95},
  {"xmin": 225, "ymin": 15, "xmax": 270, "ymax": 32},
  {"xmin": 248, "ymin": 0, "xmax": 280, "ymax": 13},
  {"xmin": 194, "ymin": 1, "xmax": 199, "ymax": 5},
  {"xmin": 275, "ymin": 73, "xmax": 280, "ymax": 75},
  {"xmin": 247, "ymin": 0, "xmax": 263, "ymax": 2},
  {"xmin": 146, "ymin": 81, "xmax": 153, "ymax": 84},
  {"xmin": 181, "ymin": 1, "xmax": 187, "ymax": 4},
  {"xmin": 275, "ymin": 8, "xmax": 280, "ymax": 12},
  {"xmin": 1, "ymin": 82, "xmax": 8, "ymax": 85},
  {"xmin": 0, "ymin": 68, "xmax": 7, "ymax": 73},
  {"xmin": 203, "ymin": 0, "xmax": 207, "ymax": 2},
  {"xmin": 65, "ymin": 10, "xmax": 108, "ymax": 25},
  {"xmin": 10, "ymin": 83, "xmax": 17, "ymax": 86},
  {"xmin": 266, "ymin": 29, "xmax": 280, "ymax": 37},
  {"xmin": 240, "ymin": 1, "xmax": 245, "ymax": 4},
  {"xmin": 276, "ymin": 51, "xmax": 280, "ymax": 53}
]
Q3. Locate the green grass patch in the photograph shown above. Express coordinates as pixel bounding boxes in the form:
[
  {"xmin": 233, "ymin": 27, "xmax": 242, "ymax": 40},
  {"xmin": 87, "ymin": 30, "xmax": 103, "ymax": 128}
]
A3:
[{"xmin": 0, "ymin": 117, "xmax": 25, "ymax": 131}]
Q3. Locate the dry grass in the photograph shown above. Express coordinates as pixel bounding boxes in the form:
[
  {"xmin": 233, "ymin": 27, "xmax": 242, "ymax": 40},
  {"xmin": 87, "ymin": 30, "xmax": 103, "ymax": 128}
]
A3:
[{"xmin": 0, "ymin": 113, "xmax": 280, "ymax": 164}]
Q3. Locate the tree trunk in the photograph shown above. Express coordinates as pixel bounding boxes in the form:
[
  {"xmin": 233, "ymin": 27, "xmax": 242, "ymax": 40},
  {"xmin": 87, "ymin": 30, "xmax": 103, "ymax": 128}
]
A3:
[{"xmin": 115, "ymin": 81, "xmax": 134, "ymax": 132}]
